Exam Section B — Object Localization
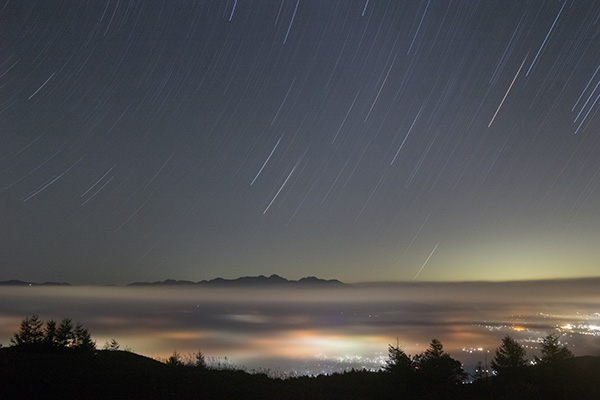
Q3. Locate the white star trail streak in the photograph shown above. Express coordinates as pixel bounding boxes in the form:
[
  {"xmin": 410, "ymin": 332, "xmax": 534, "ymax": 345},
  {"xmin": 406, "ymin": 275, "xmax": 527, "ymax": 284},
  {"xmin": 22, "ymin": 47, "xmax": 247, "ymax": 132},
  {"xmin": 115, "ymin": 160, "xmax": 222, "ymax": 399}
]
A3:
[
  {"xmin": 271, "ymin": 78, "xmax": 296, "ymax": 125},
  {"xmin": 27, "ymin": 73, "xmax": 55, "ymax": 100},
  {"xmin": 391, "ymin": 104, "xmax": 424, "ymax": 164},
  {"xmin": 525, "ymin": 0, "xmax": 566, "ymax": 77},
  {"xmin": 574, "ymin": 91, "xmax": 600, "ymax": 134},
  {"xmin": 274, "ymin": 0, "xmax": 284, "ymax": 25},
  {"xmin": 263, "ymin": 163, "xmax": 297, "ymax": 214},
  {"xmin": 365, "ymin": 55, "xmax": 397, "ymax": 122},
  {"xmin": 283, "ymin": 0, "xmax": 300, "ymax": 45},
  {"xmin": 412, "ymin": 243, "xmax": 439, "ymax": 281},
  {"xmin": 229, "ymin": 0, "xmax": 238, "ymax": 21},
  {"xmin": 574, "ymin": 77, "xmax": 600, "ymax": 123},
  {"xmin": 22, "ymin": 158, "xmax": 83, "ymax": 202},
  {"xmin": 251, "ymin": 135, "xmax": 283, "ymax": 185},
  {"xmin": 80, "ymin": 166, "xmax": 115, "ymax": 197},
  {"xmin": 362, "ymin": 0, "xmax": 370, "ymax": 17},
  {"xmin": 407, "ymin": 0, "xmax": 430, "ymax": 55},
  {"xmin": 488, "ymin": 54, "xmax": 527, "ymax": 128},
  {"xmin": 572, "ymin": 63, "xmax": 600, "ymax": 111},
  {"xmin": 3, "ymin": 1, "xmax": 600, "ymax": 285},
  {"xmin": 332, "ymin": 90, "xmax": 360, "ymax": 143},
  {"xmin": 81, "ymin": 173, "xmax": 117, "ymax": 206}
]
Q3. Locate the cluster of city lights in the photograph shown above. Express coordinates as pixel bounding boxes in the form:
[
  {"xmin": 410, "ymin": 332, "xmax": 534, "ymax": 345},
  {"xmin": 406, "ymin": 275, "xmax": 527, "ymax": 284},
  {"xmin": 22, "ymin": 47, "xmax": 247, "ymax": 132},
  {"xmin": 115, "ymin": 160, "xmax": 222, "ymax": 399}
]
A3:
[
  {"xmin": 559, "ymin": 323, "xmax": 600, "ymax": 336},
  {"xmin": 462, "ymin": 347, "xmax": 488, "ymax": 354}
]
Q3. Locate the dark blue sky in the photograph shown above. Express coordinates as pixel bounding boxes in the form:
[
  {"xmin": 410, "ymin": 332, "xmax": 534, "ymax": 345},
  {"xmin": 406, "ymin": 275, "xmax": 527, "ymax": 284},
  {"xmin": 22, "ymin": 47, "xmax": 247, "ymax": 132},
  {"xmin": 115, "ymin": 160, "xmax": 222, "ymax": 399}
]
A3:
[{"xmin": 2, "ymin": 0, "xmax": 600, "ymax": 284}]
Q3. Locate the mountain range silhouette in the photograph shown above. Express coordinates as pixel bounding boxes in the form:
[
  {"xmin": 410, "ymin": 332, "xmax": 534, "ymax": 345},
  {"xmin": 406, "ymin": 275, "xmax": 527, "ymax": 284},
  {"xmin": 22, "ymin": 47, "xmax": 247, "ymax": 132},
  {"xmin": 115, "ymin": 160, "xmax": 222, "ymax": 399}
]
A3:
[{"xmin": 0, "ymin": 275, "xmax": 344, "ymax": 287}]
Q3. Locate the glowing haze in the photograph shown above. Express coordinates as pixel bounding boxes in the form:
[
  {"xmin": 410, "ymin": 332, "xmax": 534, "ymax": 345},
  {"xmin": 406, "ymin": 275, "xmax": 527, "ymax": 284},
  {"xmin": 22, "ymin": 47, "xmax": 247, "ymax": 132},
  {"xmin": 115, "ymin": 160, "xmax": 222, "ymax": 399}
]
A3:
[
  {"xmin": 1, "ymin": 281, "xmax": 599, "ymax": 374},
  {"xmin": 2, "ymin": 1, "xmax": 600, "ymax": 284}
]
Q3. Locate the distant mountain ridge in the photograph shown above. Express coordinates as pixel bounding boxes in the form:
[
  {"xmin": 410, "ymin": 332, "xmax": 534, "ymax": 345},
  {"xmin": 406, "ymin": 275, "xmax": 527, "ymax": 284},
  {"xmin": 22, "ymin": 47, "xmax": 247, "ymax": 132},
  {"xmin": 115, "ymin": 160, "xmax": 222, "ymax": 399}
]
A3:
[
  {"xmin": 127, "ymin": 274, "xmax": 345, "ymax": 287},
  {"xmin": 0, "ymin": 280, "xmax": 70, "ymax": 286},
  {"xmin": 0, "ymin": 275, "xmax": 344, "ymax": 287}
]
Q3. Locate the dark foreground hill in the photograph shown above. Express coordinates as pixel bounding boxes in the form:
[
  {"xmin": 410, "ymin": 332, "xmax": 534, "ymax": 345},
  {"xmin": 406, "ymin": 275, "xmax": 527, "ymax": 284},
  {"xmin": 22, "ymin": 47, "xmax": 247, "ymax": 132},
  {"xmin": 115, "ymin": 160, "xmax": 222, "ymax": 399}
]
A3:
[
  {"xmin": 1, "ymin": 347, "xmax": 600, "ymax": 400},
  {"xmin": 0, "ymin": 348, "xmax": 288, "ymax": 400}
]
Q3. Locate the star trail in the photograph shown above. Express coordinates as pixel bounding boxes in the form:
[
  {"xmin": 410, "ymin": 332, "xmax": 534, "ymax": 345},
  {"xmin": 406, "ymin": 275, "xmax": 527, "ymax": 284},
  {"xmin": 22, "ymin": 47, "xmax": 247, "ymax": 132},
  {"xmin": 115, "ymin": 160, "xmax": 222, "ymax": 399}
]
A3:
[{"xmin": 2, "ymin": 0, "xmax": 600, "ymax": 284}]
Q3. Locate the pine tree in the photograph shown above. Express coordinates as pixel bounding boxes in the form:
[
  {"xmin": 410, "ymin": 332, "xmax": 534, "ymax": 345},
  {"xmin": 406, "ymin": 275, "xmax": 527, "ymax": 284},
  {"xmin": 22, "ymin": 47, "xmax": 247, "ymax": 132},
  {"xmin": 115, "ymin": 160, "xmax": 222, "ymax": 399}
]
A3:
[
  {"xmin": 491, "ymin": 335, "xmax": 527, "ymax": 377},
  {"xmin": 386, "ymin": 343, "xmax": 414, "ymax": 371},
  {"xmin": 194, "ymin": 350, "xmax": 207, "ymax": 369},
  {"xmin": 536, "ymin": 333, "xmax": 573, "ymax": 365},
  {"xmin": 73, "ymin": 322, "xmax": 96, "ymax": 352},
  {"xmin": 11, "ymin": 315, "xmax": 45, "ymax": 346},
  {"xmin": 56, "ymin": 318, "xmax": 74, "ymax": 347},
  {"xmin": 103, "ymin": 338, "xmax": 121, "ymax": 351},
  {"xmin": 44, "ymin": 319, "xmax": 58, "ymax": 346},
  {"xmin": 166, "ymin": 350, "xmax": 184, "ymax": 367},
  {"xmin": 423, "ymin": 338, "xmax": 445, "ymax": 359},
  {"xmin": 384, "ymin": 341, "xmax": 416, "ymax": 391},
  {"xmin": 417, "ymin": 339, "xmax": 466, "ymax": 387}
]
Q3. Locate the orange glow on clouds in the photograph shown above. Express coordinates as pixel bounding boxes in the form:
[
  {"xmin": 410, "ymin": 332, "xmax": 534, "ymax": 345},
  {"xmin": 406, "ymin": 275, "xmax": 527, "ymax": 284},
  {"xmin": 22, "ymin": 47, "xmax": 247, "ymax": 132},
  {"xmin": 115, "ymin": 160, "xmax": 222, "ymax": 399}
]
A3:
[{"xmin": 244, "ymin": 330, "xmax": 389, "ymax": 359}]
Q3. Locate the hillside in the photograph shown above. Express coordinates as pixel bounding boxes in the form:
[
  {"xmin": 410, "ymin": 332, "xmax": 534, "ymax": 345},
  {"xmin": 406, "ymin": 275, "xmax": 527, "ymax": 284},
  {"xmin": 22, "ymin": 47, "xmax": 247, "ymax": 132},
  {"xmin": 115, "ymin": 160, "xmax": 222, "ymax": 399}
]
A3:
[
  {"xmin": 0, "ymin": 347, "xmax": 286, "ymax": 400},
  {"xmin": 1, "ymin": 347, "xmax": 600, "ymax": 400}
]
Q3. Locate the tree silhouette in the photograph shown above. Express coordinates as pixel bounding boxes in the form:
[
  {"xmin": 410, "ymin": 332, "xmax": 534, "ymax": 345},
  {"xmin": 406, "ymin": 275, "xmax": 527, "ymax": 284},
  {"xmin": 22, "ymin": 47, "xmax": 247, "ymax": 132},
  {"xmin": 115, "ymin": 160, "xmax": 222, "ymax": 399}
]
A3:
[
  {"xmin": 423, "ymin": 338, "xmax": 444, "ymax": 359},
  {"xmin": 194, "ymin": 350, "xmax": 207, "ymax": 369},
  {"xmin": 56, "ymin": 318, "xmax": 74, "ymax": 347},
  {"xmin": 535, "ymin": 333, "xmax": 573, "ymax": 365},
  {"xmin": 73, "ymin": 322, "xmax": 96, "ymax": 352},
  {"xmin": 103, "ymin": 338, "xmax": 121, "ymax": 351},
  {"xmin": 11, "ymin": 314, "xmax": 45, "ymax": 346},
  {"xmin": 44, "ymin": 319, "xmax": 58, "ymax": 346},
  {"xmin": 491, "ymin": 335, "xmax": 527, "ymax": 378},
  {"xmin": 166, "ymin": 350, "xmax": 184, "ymax": 367},
  {"xmin": 384, "ymin": 342, "xmax": 415, "ymax": 389},
  {"xmin": 417, "ymin": 339, "xmax": 466, "ymax": 387},
  {"xmin": 10, "ymin": 316, "xmax": 96, "ymax": 353}
]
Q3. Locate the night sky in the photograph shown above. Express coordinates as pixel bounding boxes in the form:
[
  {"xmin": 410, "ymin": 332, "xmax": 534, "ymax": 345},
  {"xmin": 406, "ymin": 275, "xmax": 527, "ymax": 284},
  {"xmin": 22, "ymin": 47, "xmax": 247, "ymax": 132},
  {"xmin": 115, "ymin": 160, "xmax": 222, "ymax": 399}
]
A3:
[{"xmin": 2, "ymin": 0, "xmax": 600, "ymax": 285}]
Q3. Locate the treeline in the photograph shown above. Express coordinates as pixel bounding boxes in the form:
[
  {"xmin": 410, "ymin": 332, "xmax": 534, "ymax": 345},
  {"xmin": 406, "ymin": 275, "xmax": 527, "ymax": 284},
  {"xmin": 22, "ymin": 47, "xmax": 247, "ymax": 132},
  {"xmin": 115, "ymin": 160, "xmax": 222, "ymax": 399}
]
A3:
[
  {"xmin": 384, "ymin": 338, "xmax": 465, "ymax": 395},
  {"xmin": 3, "ymin": 315, "xmax": 596, "ymax": 400},
  {"xmin": 9, "ymin": 314, "xmax": 95, "ymax": 352},
  {"xmin": 382, "ymin": 333, "xmax": 575, "ymax": 398}
]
